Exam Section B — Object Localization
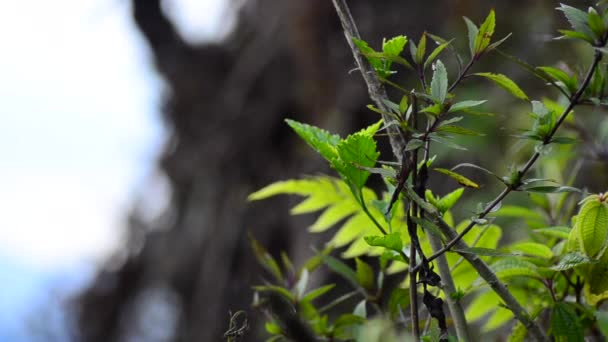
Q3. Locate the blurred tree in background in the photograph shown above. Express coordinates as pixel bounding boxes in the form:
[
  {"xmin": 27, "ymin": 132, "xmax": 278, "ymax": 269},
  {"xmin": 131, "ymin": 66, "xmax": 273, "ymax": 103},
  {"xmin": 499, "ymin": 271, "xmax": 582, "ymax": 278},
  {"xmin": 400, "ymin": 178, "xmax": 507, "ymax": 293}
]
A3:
[{"xmin": 73, "ymin": 0, "xmax": 607, "ymax": 341}]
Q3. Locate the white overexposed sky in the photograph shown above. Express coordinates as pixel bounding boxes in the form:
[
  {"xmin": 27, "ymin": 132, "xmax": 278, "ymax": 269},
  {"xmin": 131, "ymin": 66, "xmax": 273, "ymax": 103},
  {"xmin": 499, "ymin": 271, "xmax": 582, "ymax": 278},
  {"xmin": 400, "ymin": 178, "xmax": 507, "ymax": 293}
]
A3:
[{"xmin": 0, "ymin": 0, "xmax": 230, "ymax": 270}]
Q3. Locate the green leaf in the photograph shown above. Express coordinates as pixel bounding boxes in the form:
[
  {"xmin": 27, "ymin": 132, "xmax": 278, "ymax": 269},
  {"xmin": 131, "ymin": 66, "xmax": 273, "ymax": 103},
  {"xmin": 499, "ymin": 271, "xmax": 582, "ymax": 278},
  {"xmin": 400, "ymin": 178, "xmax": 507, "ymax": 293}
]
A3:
[
  {"xmin": 557, "ymin": 29, "xmax": 595, "ymax": 43},
  {"xmin": 588, "ymin": 7, "xmax": 604, "ymax": 38},
  {"xmin": 557, "ymin": 4, "xmax": 595, "ymax": 40},
  {"xmin": 507, "ymin": 241, "xmax": 553, "ymax": 259},
  {"xmin": 355, "ymin": 258, "xmax": 375, "ymax": 290},
  {"xmin": 550, "ymin": 251, "xmax": 597, "ymax": 271},
  {"xmin": 596, "ymin": 311, "xmax": 608, "ymax": 339},
  {"xmin": 265, "ymin": 321, "xmax": 282, "ymax": 334},
  {"xmin": 424, "ymin": 39, "xmax": 453, "ymax": 69},
  {"xmin": 437, "ymin": 125, "xmax": 485, "ymax": 136},
  {"xmin": 577, "ymin": 199, "xmax": 608, "ymax": 259},
  {"xmin": 466, "ymin": 290, "xmax": 497, "ymax": 321},
  {"xmin": 334, "ymin": 121, "xmax": 382, "ymax": 190},
  {"xmin": 353, "ymin": 300, "xmax": 367, "ymax": 318},
  {"xmin": 249, "ymin": 235, "xmax": 283, "ymax": 281},
  {"xmin": 434, "ymin": 168, "xmax": 480, "ymax": 188},
  {"xmin": 537, "ymin": 66, "xmax": 577, "ymax": 94},
  {"xmin": 382, "ymin": 35, "xmax": 408, "ymax": 57},
  {"xmin": 364, "ymin": 232, "xmax": 403, "ymax": 252},
  {"xmin": 437, "ymin": 187, "xmax": 465, "ymax": 213},
  {"xmin": 474, "ymin": 9, "xmax": 496, "ymax": 54},
  {"xmin": 448, "ymin": 100, "xmax": 487, "ymax": 113},
  {"xmin": 584, "ymin": 245, "xmax": 608, "ymax": 305},
  {"xmin": 416, "ymin": 33, "xmax": 427, "ymax": 65},
  {"xmin": 399, "ymin": 95, "xmax": 409, "ymax": 114},
  {"xmin": 493, "ymin": 205, "xmax": 545, "ymax": 222},
  {"xmin": 253, "ymin": 285, "xmax": 294, "ymax": 302},
  {"xmin": 411, "ymin": 216, "xmax": 444, "ymax": 239},
  {"xmin": 533, "ymin": 226, "xmax": 571, "ymax": 239},
  {"xmin": 310, "ymin": 200, "xmax": 358, "ymax": 232},
  {"xmin": 301, "ymin": 284, "xmax": 335, "ymax": 303},
  {"xmin": 323, "ymin": 255, "xmax": 358, "ymax": 287},
  {"xmin": 334, "ymin": 314, "xmax": 365, "ymax": 329},
  {"xmin": 463, "ymin": 16, "xmax": 479, "ymax": 57},
  {"xmin": 388, "ymin": 288, "xmax": 410, "ymax": 319},
  {"xmin": 551, "ymin": 302, "xmax": 583, "ymax": 342},
  {"xmin": 285, "ymin": 119, "xmax": 340, "ymax": 162},
  {"xmin": 405, "ymin": 139, "xmax": 424, "ymax": 151},
  {"xmin": 295, "ymin": 268, "xmax": 309, "ymax": 299},
  {"xmin": 491, "ymin": 257, "xmax": 540, "ymax": 280},
  {"xmin": 430, "ymin": 60, "xmax": 448, "ymax": 103},
  {"xmin": 474, "ymin": 73, "xmax": 529, "ymax": 100},
  {"xmin": 487, "ymin": 33, "xmax": 512, "ymax": 52}
]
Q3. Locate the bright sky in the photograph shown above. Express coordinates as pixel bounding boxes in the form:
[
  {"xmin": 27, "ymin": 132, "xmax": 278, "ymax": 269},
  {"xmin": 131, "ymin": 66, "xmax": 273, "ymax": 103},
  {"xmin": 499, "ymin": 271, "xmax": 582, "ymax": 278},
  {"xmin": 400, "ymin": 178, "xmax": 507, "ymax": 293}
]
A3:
[
  {"xmin": 0, "ymin": 0, "xmax": 230, "ymax": 269},
  {"xmin": 0, "ymin": 1, "xmax": 231, "ymax": 339}
]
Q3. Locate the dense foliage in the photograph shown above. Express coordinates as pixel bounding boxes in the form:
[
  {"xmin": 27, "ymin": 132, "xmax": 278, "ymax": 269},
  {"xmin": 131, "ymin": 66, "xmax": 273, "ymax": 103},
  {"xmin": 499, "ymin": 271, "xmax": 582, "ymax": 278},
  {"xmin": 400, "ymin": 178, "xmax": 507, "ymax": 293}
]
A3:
[{"xmin": 244, "ymin": 2, "xmax": 608, "ymax": 341}]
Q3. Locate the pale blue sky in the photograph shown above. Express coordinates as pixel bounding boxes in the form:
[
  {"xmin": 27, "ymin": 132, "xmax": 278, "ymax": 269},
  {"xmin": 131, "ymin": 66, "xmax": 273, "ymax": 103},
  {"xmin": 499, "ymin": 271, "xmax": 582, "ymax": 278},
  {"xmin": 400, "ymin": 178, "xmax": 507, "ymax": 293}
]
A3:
[{"xmin": 0, "ymin": 0, "xmax": 230, "ymax": 339}]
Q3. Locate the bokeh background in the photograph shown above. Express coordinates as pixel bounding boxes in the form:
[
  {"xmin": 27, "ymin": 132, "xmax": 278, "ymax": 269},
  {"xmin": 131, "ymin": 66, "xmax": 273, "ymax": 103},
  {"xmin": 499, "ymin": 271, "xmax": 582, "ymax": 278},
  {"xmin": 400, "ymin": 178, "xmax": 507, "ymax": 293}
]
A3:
[{"xmin": 1, "ymin": 0, "xmax": 606, "ymax": 341}]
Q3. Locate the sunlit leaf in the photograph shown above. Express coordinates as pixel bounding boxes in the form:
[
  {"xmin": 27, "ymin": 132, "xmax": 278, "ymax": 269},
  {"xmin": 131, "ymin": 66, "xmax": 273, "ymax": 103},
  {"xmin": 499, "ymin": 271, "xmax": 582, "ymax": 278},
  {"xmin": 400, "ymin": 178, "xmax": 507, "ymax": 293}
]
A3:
[{"xmin": 474, "ymin": 73, "xmax": 529, "ymax": 100}]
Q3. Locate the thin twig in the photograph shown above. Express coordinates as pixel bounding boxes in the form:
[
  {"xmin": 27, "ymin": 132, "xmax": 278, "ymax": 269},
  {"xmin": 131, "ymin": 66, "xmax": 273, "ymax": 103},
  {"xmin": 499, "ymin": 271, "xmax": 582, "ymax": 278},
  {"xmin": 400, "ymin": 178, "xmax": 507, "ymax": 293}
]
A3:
[
  {"xmin": 405, "ymin": 187, "xmax": 549, "ymax": 341},
  {"xmin": 331, "ymin": 0, "xmax": 407, "ymax": 162},
  {"xmin": 425, "ymin": 50, "xmax": 603, "ymax": 264}
]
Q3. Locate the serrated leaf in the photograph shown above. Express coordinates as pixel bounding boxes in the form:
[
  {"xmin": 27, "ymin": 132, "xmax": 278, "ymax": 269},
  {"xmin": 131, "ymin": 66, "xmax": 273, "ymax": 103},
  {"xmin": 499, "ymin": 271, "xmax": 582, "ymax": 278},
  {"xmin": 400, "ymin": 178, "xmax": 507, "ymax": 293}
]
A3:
[
  {"xmin": 474, "ymin": 73, "xmax": 529, "ymax": 100},
  {"xmin": 551, "ymin": 302, "xmax": 583, "ymax": 342},
  {"xmin": 364, "ymin": 232, "xmax": 403, "ymax": 252},
  {"xmin": 285, "ymin": 119, "xmax": 340, "ymax": 162},
  {"xmin": 557, "ymin": 4, "xmax": 595, "ymax": 40},
  {"xmin": 474, "ymin": 9, "xmax": 496, "ymax": 54},
  {"xmin": 577, "ymin": 199, "xmax": 608, "ymax": 259},
  {"xmin": 424, "ymin": 39, "xmax": 453, "ymax": 69},
  {"xmin": 334, "ymin": 122, "xmax": 382, "ymax": 190},
  {"xmin": 491, "ymin": 257, "xmax": 540, "ymax": 279},
  {"xmin": 382, "ymin": 35, "xmax": 408, "ymax": 57},
  {"xmin": 448, "ymin": 100, "xmax": 487, "ymax": 113},
  {"xmin": 434, "ymin": 168, "xmax": 480, "ymax": 188},
  {"xmin": 463, "ymin": 16, "xmax": 479, "ymax": 57},
  {"xmin": 550, "ymin": 251, "xmax": 597, "ymax": 271},
  {"xmin": 430, "ymin": 60, "xmax": 448, "ymax": 103},
  {"xmin": 355, "ymin": 258, "xmax": 375, "ymax": 290}
]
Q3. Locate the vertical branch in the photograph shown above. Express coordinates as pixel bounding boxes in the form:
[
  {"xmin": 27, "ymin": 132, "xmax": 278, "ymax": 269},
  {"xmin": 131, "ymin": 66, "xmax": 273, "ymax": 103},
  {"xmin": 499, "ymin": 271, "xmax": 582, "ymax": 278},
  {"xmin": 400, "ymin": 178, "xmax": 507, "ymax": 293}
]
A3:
[{"xmin": 331, "ymin": 0, "xmax": 407, "ymax": 162}]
